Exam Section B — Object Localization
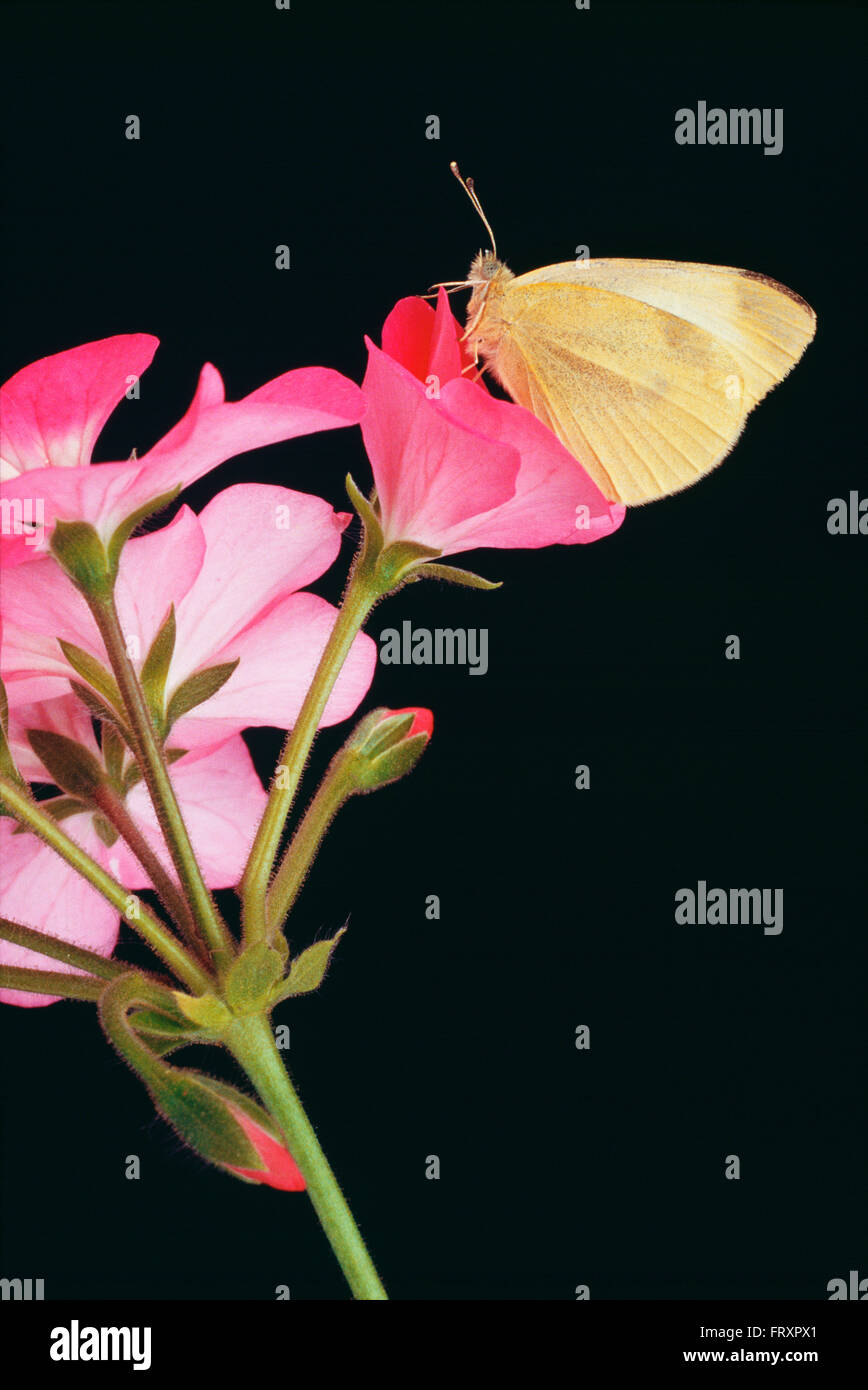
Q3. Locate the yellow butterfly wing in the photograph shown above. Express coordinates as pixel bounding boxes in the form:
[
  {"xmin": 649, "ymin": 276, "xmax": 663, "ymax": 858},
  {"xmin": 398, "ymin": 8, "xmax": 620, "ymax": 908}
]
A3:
[{"xmin": 482, "ymin": 259, "xmax": 816, "ymax": 505}]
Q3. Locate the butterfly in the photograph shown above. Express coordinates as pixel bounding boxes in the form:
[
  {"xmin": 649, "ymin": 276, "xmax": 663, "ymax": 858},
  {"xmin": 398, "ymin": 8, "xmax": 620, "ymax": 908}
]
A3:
[{"xmin": 441, "ymin": 164, "xmax": 816, "ymax": 506}]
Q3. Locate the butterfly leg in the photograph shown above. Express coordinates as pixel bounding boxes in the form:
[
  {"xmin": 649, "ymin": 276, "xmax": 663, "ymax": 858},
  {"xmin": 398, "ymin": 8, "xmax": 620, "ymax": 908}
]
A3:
[
  {"xmin": 460, "ymin": 345, "xmax": 486, "ymax": 384},
  {"xmin": 422, "ymin": 280, "xmax": 472, "ymax": 299}
]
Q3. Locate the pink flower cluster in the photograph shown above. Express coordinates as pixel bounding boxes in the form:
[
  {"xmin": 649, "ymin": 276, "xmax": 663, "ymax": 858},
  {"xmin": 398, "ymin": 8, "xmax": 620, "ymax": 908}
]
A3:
[
  {"xmin": 1, "ymin": 299, "xmax": 624, "ymax": 1008},
  {"xmin": 1, "ymin": 335, "xmax": 375, "ymax": 1007}
]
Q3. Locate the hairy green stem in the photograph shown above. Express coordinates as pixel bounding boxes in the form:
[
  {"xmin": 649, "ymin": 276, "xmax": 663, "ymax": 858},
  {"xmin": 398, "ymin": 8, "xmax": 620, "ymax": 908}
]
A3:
[
  {"xmin": 87, "ymin": 592, "xmax": 234, "ymax": 965},
  {"xmin": 0, "ymin": 776, "xmax": 211, "ymax": 994},
  {"xmin": 98, "ymin": 972, "xmax": 184, "ymax": 1082},
  {"xmin": 227, "ymin": 1012, "xmax": 388, "ymax": 1300},
  {"xmin": 266, "ymin": 752, "xmax": 355, "ymax": 935},
  {"xmin": 93, "ymin": 783, "xmax": 209, "ymax": 964},
  {"xmin": 0, "ymin": 964, "xmax": 104, "ymax": 1001},
  {"xmin": 0, "ymin": 915, "xmax": 125, "ymax": 979},
  {"xmin": 241, "ymin": 564, "xmax": 379, "ymax": 943}
]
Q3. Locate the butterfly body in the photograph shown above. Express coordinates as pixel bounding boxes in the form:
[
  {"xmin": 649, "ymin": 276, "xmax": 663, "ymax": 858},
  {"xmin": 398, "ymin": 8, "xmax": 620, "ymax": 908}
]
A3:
[{"xmin": 460, "ymin": 252, "xmax": 816, "ymax": 505}]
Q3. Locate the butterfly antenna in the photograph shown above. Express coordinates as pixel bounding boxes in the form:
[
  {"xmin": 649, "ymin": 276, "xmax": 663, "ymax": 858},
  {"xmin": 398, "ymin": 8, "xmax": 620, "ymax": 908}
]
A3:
[{"xmin": 450, "ymin": 161, "xmax": 498, "ymax": 258}]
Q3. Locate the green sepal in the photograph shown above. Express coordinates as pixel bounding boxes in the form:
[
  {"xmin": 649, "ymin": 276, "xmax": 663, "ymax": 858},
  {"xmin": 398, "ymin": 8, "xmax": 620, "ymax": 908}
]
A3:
[
  {"xmin": 343, "ymin": 707, "xmax": 388, "ymax": 747},
  {"xmin": 172, "ymin": 990, "xmax": 233, "ymax": 1033},
  {"xmin": 345, "ymin": 473, "xmax": 384, "ymax": 551},
  {"xmin": 136, "ymin": 1034, "xmax": 190, "ymax": 1059},
  {"xmin": 26, "ymin": 728, "xmax": 106, "ymax": 800},
  {"xmin": 271, "ymin": 932, "xmax": 290, "ymax": 965},
  {"xmin": 105, "ymin": 486, "xmax": 181, "ymax": 577},
  {"xmin": 140, "ymin": 605, "xmax": 176, "ymax": 733},
  {"xmin": 101, "ymin": 722, "xmax": 127, "ymax": 786},
  {"xmin": 59, "ymin": 641, "xmax": 124, "ymax": 714},
  {"xmin": 223, "ymin": 943, "xmax": 285, "ymax": 1016},
  {"xmin": 50, "ymin": 520, "xmax": 112, "ymax": 597},
  {"xmin": 0, "ymin": 679, "xmax": 26, "ymax": 794},
  {"xmin": 374, "ymin": 539, "xmax": 442, "ymax": 590},
  {"xmin": 68, "ymin": 680, "xmax": 135, "ymax": 748},
  {"xmin": 165, "ymin": 661, "xmax": 239, "ymax": 733},
  {"xmin": 142, "ymin": 1065, "xmax": 263, "ymax": 1172},
  {"xmin": 271, "ymin": 925, "xmax": 347, "ymax": 1003},
  {"xmin": 194, "ymin": 1076, "xmax": 287, "ymax": 1148},
  {"xmin": 131, "ymin": 1008, "xmax": 201, "ymax": 1038},
  {"xmin": 353, "ymin": 709, "xmax": 415, "ymax": 759},
  {"xmin": 359, "ymin": 732, "xmax": 430, "ymax": 792},
  {"xmin": 130, "ymin": 1008, "xmax": 211, "ymax": 1055},
  {"xmin": 341, "ymin": 709, "xmax": 431, "ymax": 793},
  {"xmin": 93, "ymin": 813, "xmax": 119, "ymax": 848},
  {"xmin": 10, "ymin": 793, "xmax": 89, "ymax": 832},
  {"xmin": 408, "ymin": 561, "xmax": 502, "ymax": 590}
]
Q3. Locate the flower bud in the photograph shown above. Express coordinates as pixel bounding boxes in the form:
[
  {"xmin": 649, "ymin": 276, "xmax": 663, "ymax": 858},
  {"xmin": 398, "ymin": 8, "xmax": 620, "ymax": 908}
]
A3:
[
  {"xmin": 349, "ymin": 705, "xmax": 433, "ymax": 791},
  {"xmin": 145, "ymin": 1066, "xmax": 305, "ymax": 1191},
  {"xmin": 224, "ymin": 1101, "xmax": 306, "ymax": 1192}
]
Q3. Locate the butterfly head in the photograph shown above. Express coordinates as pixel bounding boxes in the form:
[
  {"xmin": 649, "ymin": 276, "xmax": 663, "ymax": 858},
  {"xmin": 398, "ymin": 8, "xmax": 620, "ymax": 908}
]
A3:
[
  {"xmin": 468, "ymin": 250, "xmax": 507, "ymax": 283},
  {"xmin": 466, "ymin": 251, "xmax": 514, "ymax": 329}
]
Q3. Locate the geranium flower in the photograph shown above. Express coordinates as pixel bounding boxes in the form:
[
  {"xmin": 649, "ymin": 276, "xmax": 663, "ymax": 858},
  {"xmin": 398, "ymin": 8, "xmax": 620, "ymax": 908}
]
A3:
[
  {"xmin": 0, "ymin": 694, "xmax": 268, "ymax": 1007},
  {"xmin": 360, "ymin": 290, "xmax": 625, "ymax": 554},
  {"xmin": 0, "ymin": 334, "xmax": 365, "ymax": 565},
  {"xmin": 1, "ymin": 484, "xmax": 377, "ymax": 755}
]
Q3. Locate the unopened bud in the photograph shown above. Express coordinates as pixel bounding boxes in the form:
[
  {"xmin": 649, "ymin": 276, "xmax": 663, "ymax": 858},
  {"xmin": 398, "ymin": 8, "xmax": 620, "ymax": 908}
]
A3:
[
  {"xmin": 349, "ymin": 705, "xmax": 434, "ymax": 791},
  {"xmin": 145, "ymin": 1067, "xmax": 305, "ymax": 1192}
]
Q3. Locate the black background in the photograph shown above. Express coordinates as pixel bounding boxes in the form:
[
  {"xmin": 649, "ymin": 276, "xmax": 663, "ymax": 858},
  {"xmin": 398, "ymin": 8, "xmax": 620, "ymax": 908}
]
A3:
[{"xmin": 1, "ymin": 0, "xmax": 865, "ymax": 1301}]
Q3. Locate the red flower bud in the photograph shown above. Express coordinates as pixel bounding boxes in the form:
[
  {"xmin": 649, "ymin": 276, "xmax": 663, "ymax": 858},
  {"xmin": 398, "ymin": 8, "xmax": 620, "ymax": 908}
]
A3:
[
  {"xmin": 137, "ymin": 1064, "xmax": 306, "ymax": 1193},
  {"xmin": 225, "ymin": 1104, "xmax": 306, "ymax": 1192}
]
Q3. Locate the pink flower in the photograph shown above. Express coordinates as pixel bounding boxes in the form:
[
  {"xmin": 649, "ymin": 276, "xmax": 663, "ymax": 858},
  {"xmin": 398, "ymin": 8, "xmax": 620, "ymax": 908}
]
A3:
[
  {"xmin": 1, "ymin": 484, "xmax": 376, "ymax": 756},
  {"xmin": 360, "ymin": 291, "xmax": 625, "ymax": 555},
  {"xmin": 0, "ymin": 694, "xmax": 268, "ymax": 1008},
  {"xmin": 0, "ymin": 334, "xmax": 365, "ymax": 566}
]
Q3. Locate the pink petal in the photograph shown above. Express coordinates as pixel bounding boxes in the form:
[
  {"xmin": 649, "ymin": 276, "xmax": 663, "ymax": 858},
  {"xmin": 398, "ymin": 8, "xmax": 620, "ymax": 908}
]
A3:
[
  {"xmin": 381, "ymin": 293, "xmax": 472, "ymax": 386},
  {"xmin": 170, "ymin": 592, "xmax": 377, "ymax": 754},
  {"xmin": 0, "ymin": 818, "xmax": 120, "ymax": 1008},
  {"xmin": 125, "ymin": 737, "xmax": 267, "ymax": 886},
  {"xmin": 0, "ymin": 512, "xmax": 205, "ymax": 705},
  {"xmin": 0, "ymin": 555, "xmax": 100, "ymax": 703},
  {"xmin": 368, "ymin": 291, "xmax": 626, "ymax": 556},
  {"xmin": 361, "ymin": 341, "xmax": 519, "ymax": 548},
  {"xmin": 170, "ymin": 485, "xmax": 351, "ymax": 684},
  {"xmin": 132, "ymin": 364, "xmax": 365, "ymax": 508},
  {"xmin": 227, "ymin": 1107, "xmax": 306, "ymax": 1191},
  {"xmin": 1, "ymin": 361, "xmax": 365, "ymax": 562},
  {"xmin": 434, "ymin": 377, "xmax": 626, "ymax": 550},
  {"xmin": 0, "ymin": 334, "xmax": 158, "ymax": 479},
  {"xmin": 0, "ymin": 461, "xmax": 146, "ymax": 567},
  {"xmin": 114, "ymin": 505, "xmax": 206, "ymax": 656},
  {"xmin": 1, "ymin": 483, "xmax": 365, "ymax": 741}
]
